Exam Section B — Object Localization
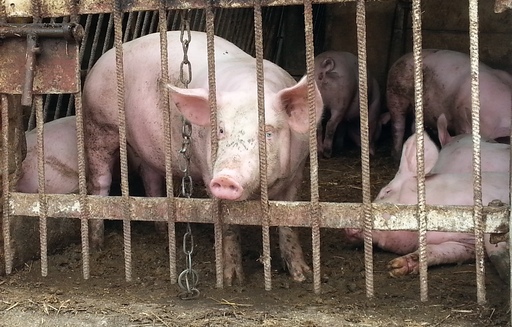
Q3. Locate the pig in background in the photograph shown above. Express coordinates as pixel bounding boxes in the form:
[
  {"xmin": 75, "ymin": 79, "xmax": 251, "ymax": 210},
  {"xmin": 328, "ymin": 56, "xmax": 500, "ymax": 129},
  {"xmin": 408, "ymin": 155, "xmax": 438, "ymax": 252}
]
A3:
[
  {"xmin": 344, "ymin": 131, "xmax": 509, "ymax": 281},
  {"xmin": 3, "ymin": 116, "xmax": 81, "ymax": 276},
  {"xmin": 83, "ymin": 31, "xmax": 324, "ymax": 286},
  {"xmin": 386, "ymin": 49, "xmax": 512, "ymax": 160},
  {"xmin": 314, "ymin": 51, "xmax": 387, "ymax": 158}
]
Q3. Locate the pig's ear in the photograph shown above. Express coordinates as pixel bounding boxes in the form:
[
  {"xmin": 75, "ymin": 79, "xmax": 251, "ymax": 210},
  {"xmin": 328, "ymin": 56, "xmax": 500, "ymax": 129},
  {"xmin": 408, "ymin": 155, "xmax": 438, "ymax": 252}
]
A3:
[
  {"xmin": 166, "ymin": 84, "xmax": 210, "ymax": 126},
  {"xmin": 436, "ymin": 114, "xmax": 452, "ymax": 147},
  {"xmin": 320, "ymin": 57, "xmax": 335, "ymax": 73},
  {"xmin": 400, "ymin": 132, "xmax": 439, "ymax": 175},
  {"xmin": 276, "ymin": 75, "xmax": 324, "ymax": 134}
]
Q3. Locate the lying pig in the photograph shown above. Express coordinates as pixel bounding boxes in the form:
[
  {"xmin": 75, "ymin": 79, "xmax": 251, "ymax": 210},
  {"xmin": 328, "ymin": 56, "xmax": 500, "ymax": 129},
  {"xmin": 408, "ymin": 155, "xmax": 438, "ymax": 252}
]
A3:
[
  {"xmin": 387, "ymin": 49, "xmax": 512, "ymax": 160},
  {"xmin": 433, "ymin": 113, "xmax": 510, "ymax": 174},
  {"xmin": 314, "ymin": 51, "xmax": 383, "ymax": 158},
  {"xmin": 83, "ymin": 31, "xmax": 323, "ymax": 285},
  {"xmin": 345, "ymin": 131, "xmax": 509, "ymax": 279}
]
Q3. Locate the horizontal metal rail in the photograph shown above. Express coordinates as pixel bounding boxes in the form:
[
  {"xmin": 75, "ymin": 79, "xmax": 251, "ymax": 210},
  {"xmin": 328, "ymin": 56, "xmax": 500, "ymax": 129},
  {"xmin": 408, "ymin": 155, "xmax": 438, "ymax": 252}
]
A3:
[
  {"xmin": 9, "ymin": 193, "xmax": 509, "ymax": 232},
  {"xmin": 5, "ymin": 0, "xmax": 385, "ymax": 18}
]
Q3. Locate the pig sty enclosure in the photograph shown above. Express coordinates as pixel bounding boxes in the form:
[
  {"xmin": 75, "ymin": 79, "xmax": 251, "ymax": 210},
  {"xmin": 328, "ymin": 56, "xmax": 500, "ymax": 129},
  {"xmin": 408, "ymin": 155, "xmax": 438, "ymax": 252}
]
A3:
[{"xmin": 1, "ymin": 0, "xmax": 512, "ymax": 326}]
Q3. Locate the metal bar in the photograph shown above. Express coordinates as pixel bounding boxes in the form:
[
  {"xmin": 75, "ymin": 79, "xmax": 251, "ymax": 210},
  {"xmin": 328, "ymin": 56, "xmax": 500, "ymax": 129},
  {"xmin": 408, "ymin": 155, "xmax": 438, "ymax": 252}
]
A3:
[
  {"xmin": 9, "ymin": 194, "xmax": 509, "ymax": 232},
  {"xmin": 113, "ymin": 0, "xmax": 132, "ymax": 282},
  {"xmin": 253, "ymin": 0, "xmax": 271, "ymax": 292},
  {"xmin": 356, "ymin": 0, "xmax": 373, "ymax": 299},
  {"xmin": 468, "ymin": 0, "xmax": 486, "ymax": 305},
  {"xmin": 1, "ymin": 94, "xmax": 12, "ymax": 274},
  {"xmin": 21, "ymin": 33, "xmax": 38, "ymax": 107},
  {"xmin": 303, "ymin": 0, "xmax": 321, "ymax": 295},
  {"xmin": 411, "ymin": 0, "xmax": 428, "ymax": 302},
  {"xmin": 0, "ymin": 23, "xmax": 84, "ymax": 39},
  {"xmin": 204, "ymin": 4, "xmax": 223, "ymax": 290},
  {"xmin": 35, "ymin": 95, "xmax": 48, "ymax": 277},
  {"xmin": 5, "ymin": 0, "xmax": 365, "ymax": 18},
  {"xmin": 158, "ymin": 2, "xmax": 177, "ymax": 285}
]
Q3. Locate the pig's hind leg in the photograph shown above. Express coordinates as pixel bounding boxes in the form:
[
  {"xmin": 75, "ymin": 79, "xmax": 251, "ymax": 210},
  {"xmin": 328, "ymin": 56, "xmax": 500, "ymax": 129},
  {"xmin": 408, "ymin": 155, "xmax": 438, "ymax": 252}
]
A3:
[{"xmin": 387, "ymin": 241, "xmax": 475, "ymax": 277}]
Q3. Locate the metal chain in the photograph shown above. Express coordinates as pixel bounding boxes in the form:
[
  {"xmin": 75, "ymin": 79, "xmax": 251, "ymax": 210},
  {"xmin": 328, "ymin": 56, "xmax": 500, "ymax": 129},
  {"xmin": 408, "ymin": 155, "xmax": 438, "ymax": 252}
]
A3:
[{"xmin": 176, "ymin": 10, "xmax": 199, "ymax": 300}]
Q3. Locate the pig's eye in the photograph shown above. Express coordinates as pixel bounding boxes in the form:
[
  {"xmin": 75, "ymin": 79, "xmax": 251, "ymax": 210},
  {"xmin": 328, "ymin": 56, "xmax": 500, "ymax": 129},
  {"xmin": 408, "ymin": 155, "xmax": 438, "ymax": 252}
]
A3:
[
  {"xmin": 265, "ymin": 125, "xmax": 275, "ymax": 140},
  {"xmin": 218, "ymin": 126, "xmax": 225, "ymax": 139},
  {"xmin": 265, "ymin": 132, "xmax": 272, "ymax": 138}
]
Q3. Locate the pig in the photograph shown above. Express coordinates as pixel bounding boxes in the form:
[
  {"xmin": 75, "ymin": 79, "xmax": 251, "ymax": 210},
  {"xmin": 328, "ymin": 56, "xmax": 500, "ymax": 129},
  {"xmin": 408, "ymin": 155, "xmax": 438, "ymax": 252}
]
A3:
[
  {"xmin": 314, "ymin": 51, "xmax": 383, "ymax": 158},
  {"xmin": 432, "ymin": 113, "xmax": 510, "ymax": 174},
  {"xmin": 345, "ymin": 131, "xmax": 509, "ymax": 279},
  {"xmin": 6, "ymin": 116, "xmax": 81, "ymax": 276},
  {"xmin": 82, "ymin": 31, "xmax": 324, "ymax": 285},
  {"xmin": 17, "ymin": 116, "xmax": 79, "ymax": 194},
  {"xmin": 386, "ymin": 49, "xmax": 512, "ymax": 160}
]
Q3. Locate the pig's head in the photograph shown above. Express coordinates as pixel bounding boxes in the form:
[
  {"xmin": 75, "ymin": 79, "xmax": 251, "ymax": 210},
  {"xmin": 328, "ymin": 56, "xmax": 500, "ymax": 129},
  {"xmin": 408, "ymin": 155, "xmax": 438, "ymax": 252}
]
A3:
[
  {"xmin": 374, "ymin": 131, "xmax": 439, "ymax": 204},
  {"xmin": 167, "ymin": 75, "xmax": 323, "ymax": 201}
]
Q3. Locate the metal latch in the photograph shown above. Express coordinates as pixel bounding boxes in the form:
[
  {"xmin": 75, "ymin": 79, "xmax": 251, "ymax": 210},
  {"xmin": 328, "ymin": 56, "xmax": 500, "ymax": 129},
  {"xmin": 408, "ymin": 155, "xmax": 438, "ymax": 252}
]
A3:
[{"xmin": 0, "ymin": 22, "xmax": 83, "ymax": 106}]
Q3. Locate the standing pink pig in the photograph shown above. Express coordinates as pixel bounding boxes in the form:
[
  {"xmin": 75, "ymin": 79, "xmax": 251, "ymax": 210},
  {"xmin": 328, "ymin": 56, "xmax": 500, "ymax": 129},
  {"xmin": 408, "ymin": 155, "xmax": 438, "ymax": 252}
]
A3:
[
  {"xmin": 345, "ymin": 132, "xmax": 509, "ymax": 279},
  {"xmin": 314, "ymin": 51, "xmax": 383, "ymax": 158},
  {"xmin": 387, "ymin": 49, "xmax": 512, "ymax": 160},
  {"xmin": 83, "ymin": 31, "xmax": 323, "ymax": 285}
]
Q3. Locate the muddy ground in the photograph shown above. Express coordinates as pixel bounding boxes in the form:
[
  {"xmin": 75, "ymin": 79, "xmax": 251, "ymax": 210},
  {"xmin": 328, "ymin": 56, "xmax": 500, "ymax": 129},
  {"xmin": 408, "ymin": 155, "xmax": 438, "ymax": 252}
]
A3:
[{"xmin": 0, "ymin": 135, "xmax": 510, "ymax": 327}]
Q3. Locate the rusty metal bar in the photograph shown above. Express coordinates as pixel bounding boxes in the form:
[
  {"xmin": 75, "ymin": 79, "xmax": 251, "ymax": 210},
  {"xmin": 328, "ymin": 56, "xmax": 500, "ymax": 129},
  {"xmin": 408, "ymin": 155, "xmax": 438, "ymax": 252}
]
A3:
[
  {"xmin": 9, "ymin": 194, "xmax": 510, "ymax": 232},
  {"xmin": 303, "ymin": 0, "xmax": 321, "ymax": 295},
  {"xmin": 113, "ymin": 0, "xmax": 132, "ymax": 282},
  {"xmin": 468, "ymin": 0, "xmax": 486, "ymax": 305},
  {"xmin": 411, "ymin": 0, "xmax": 428, "ymax": 302},
  {"xmin": 204, "ymin": 4, "xmax": 223, "ymax": 289},
  {"xmin": 0, "ymin": 23, "xmax": 84, "ymax": 39},
  {"xmin": 34, "ymin": 94, "xmax": 48, "ymax": 277},
  {"xmin": 21, "ymin": 33, "xmax": 39, "ymax": 107},
  {"xmin": 6, "ymin": 0, "xmax": 365, "ymax": 18},
  {"xmin": 1, "ymin": 94, "xmax": 12, "ymax": 274},
  {"xmin": 253, "ymin": 0, "xmax": 271, "ymax": 292},
  {"xmin": 158, "ymin": 2, "xmax": 177, "ymax": 284},
  {"xmin": 355, "ymin": 0, "xmax": 373, "ymax": 299}
]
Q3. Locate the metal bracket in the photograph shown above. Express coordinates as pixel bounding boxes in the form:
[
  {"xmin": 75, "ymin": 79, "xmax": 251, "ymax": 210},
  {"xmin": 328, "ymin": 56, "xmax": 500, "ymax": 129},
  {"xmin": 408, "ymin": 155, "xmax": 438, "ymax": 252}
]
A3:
[{"xmin": 0, "ymin": 22, "xmax": 83, "ymax": 106}]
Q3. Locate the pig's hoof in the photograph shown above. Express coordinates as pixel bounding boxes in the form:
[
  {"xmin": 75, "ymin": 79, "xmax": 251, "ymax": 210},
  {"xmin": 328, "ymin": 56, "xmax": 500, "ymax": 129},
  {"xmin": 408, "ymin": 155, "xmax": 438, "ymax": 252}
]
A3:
[
  {"xmin": 387, "ymin": 253, "xmax": 419, "ymax": 278},
  {"xmin": 322, "ymin": 149, "xmax": 332, "ymax": 159},
  {"xmin": 285, "ymin": 259, "xmax": 312, "ymax": 282},
  {"xmin": 223, "ymin": 263, "xmax": 244, "ymax": 287}
]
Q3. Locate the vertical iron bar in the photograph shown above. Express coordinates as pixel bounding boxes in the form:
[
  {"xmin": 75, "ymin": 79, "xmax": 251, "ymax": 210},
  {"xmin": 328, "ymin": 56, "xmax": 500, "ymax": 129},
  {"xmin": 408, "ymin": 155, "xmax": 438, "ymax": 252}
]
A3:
[
  {"xmin": 468, "ymin": 0, "xmax": 485, "ymax": 305},
  {"xmin": 411, "ymin": 0, "xmax": 428, "ymax": 302},
  {"xmin": 158, "ymin": 2, "xmax": 177, "ymax": 284},
  {"xmin": 205, "ymin": 3, "xmax": 223, "ymax": 289},
  {"xmin": 114, "ymin": 0, "xmax": 132, "ymax": 282},
  {"xmin": 356, "ymin": 0, "xmax": 374, "ymax": 299},
  {"xmin": 253, "ymin": 0, "xmax": 271, "ymax": 291},
  {"xmin": 303, "ymin": 0, "xmax": 321, "ymax": 295},
  {"xmin": 35, "ymin": 95, "xmax": 48, "ymax": 277},
  {"xmin": 1, "ymin": 94, "xmax": 12, "ymax": 274}
]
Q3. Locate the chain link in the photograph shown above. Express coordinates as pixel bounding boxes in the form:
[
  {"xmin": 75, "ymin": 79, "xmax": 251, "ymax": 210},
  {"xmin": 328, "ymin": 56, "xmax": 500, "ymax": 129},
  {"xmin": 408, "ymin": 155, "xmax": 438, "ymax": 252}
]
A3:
[{"xmin": 176, "ymin": 9, "xmax": 199, "ymax": 300}]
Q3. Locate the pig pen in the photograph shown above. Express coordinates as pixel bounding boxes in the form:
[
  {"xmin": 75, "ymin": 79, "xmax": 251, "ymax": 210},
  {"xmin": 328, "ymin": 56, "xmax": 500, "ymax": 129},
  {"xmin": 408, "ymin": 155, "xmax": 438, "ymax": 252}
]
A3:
[
  {"xmin": 1, "ymin": 139, "xmax": 509, "ymax": 327},
  {"xmin": 1, "ymin": 1, "xmax": 511, "ymax": 326}
]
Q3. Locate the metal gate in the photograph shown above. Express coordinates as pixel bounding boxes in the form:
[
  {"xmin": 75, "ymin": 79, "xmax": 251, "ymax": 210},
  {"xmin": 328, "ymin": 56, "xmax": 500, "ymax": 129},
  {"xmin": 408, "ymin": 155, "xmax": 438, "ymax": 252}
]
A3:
[{"xmin": 0, "ymin": 0, "xmax": 510, "ymax": 322}]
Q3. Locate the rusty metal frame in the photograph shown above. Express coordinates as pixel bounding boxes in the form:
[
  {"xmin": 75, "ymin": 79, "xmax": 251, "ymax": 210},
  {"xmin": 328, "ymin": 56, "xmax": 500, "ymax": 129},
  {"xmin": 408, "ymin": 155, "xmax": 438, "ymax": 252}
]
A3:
[{"xmin": 1, "ymin": 0, "xmax": 511, "ymax": 318}]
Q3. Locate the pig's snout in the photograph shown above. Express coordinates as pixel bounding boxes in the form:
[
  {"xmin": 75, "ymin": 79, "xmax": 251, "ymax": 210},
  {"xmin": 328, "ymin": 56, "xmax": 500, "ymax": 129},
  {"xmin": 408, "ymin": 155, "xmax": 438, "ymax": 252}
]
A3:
[{"xmin": 210, "ymin": 171, "xmax": 244, "ymax": 200}]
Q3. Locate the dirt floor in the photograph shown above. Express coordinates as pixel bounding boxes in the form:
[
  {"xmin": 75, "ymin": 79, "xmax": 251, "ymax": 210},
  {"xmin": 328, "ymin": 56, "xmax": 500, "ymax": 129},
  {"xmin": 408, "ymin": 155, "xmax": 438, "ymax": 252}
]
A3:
[{"xmin": 0, "ymin": 135, "xmax": 510, "ymax": 327}]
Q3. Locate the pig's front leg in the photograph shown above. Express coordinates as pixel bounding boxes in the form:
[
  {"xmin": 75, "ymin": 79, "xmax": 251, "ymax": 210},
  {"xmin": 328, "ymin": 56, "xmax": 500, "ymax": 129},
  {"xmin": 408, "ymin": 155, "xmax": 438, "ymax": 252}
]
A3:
[
  {"xmin": 387, "ymin": 241, "xmax": 475, "ymax": 277},
  {"xmin": 279, "ymin": 226, "xmax": 311, "ymax": 282},
  {"xmin": 276, "ymin": 171, "xmax": 311, "ymax": 282},
  {"xmin": 223, "ymin": 225, "xmax": 244, "ymax": 286}
]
